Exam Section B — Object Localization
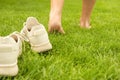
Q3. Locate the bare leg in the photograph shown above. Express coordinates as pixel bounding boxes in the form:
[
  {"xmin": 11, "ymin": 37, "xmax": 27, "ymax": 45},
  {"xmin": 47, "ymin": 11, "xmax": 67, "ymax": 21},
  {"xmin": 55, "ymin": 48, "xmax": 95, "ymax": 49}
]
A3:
[
  {"xmin": 48, "ymin": 0, "xmax": 65, "ymax": 34},
  {"xmin": 80, "ymin": 0, "xmax": 96, "ymax": 28}
]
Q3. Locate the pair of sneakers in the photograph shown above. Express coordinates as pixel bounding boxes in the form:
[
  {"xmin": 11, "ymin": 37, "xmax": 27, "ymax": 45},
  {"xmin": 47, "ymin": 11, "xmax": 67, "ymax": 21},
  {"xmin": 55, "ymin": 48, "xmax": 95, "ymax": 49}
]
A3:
[{"xmin": 0, "ymin": 17, "xmax": 52, "ymax": 76}]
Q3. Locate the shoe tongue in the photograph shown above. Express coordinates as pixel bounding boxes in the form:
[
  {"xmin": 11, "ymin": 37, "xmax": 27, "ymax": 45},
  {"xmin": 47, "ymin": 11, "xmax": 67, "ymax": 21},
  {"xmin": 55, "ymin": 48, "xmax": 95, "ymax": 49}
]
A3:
[
  {"xmin": 0, "ymin": 36, "xmax": 16, "ymax": 44},
  {"xmin": 25, "ymin": 17, "xmax": 40, "ymax": 30}
]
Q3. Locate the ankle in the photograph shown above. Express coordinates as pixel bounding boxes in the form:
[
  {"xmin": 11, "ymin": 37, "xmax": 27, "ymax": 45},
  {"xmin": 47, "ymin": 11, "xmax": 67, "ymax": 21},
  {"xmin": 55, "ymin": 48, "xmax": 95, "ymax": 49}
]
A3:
[
  {"xmin": 49, "ymin": 13, "xmax": 61, "ymax": 26},
  {"xmin": 80, "ymin": 18, "xmax": 90, "ymax": 27},
  {"xmin": 50, "ymin": 10, "xmax": 62, "ymax": 19}
]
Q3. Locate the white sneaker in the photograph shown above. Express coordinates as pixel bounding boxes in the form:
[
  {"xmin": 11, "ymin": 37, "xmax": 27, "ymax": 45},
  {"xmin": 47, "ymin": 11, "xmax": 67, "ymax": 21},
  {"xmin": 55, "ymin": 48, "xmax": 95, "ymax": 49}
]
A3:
[
  {"xmin": 21, "ymin": 17, "xmax": 52, "ymax": 52},
  {"xmin": 0, "ymin": 32, "xmax": 22, "ymax": 76}
]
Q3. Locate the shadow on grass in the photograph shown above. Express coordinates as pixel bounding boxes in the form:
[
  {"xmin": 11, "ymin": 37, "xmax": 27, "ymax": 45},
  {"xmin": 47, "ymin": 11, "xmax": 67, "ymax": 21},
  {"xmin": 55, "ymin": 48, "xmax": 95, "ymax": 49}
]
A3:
[
  {"xmin": 0, "ymin": 76, "xmax": 15, "ymax": 80},
  {"xmin": 38, "ymin": 49, "xmax": 53, "ymax": 57}
]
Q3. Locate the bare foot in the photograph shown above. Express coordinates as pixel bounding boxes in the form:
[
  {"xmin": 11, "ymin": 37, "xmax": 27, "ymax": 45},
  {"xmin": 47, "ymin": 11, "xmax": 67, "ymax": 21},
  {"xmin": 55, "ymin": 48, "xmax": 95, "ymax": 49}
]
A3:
[
  {"xmin": 80, "ymin": 18, "xmax": 91, "ymax": 29},
  {"xmin": 48, "ymin": 23, "xmax": 65, "ymax": 34},
  {"xmin": 48, "ymin": 13, "xmax": 65, "ymax": 34}
]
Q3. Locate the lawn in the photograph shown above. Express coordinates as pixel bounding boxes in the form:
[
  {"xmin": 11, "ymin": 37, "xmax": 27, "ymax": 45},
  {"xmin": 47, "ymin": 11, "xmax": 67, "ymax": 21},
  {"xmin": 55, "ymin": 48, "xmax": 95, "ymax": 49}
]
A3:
[{"xmin": 0, "ymin": 0, "xmax": 120, "ymax": 80}]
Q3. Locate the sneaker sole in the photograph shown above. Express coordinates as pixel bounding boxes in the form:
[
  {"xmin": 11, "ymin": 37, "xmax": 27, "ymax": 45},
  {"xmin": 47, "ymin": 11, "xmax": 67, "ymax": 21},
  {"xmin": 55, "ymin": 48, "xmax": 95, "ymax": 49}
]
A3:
[
  {"xmin": 31, "ymin": 42, "xmax": 52, "ymax": 53},
  {"xmin": 0, "ymin": 65, "xmax": 18, "ymax": 76}
]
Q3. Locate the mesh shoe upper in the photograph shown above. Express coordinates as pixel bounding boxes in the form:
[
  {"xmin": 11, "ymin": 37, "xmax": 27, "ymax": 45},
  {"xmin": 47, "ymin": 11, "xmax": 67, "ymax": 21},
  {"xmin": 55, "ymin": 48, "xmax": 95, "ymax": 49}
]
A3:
[
  {"xmin": 0, "ymin": 33, "xmax": 22, "ymax": 67},
  {"xmin": 21, "ymin": 17, "xmax": 52, "ymax": 48}
]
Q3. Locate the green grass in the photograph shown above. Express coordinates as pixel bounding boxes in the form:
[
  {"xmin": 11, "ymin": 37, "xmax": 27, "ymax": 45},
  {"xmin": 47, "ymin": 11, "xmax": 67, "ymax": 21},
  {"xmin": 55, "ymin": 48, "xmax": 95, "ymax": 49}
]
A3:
[{"xmin": 0, "ymin": 0, "xmax": 120, "ymax": 80}]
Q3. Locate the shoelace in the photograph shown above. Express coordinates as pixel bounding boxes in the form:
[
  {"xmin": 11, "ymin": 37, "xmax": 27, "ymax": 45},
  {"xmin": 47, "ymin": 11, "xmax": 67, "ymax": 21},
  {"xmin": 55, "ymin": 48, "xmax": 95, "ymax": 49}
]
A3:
[
  {"xmin": 12, "ymin": 31, "xmax": 29, "ymax": 42},
  {"xmin": 11, "ymin": 31, "xmax": 29, "ymax": 54}
]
